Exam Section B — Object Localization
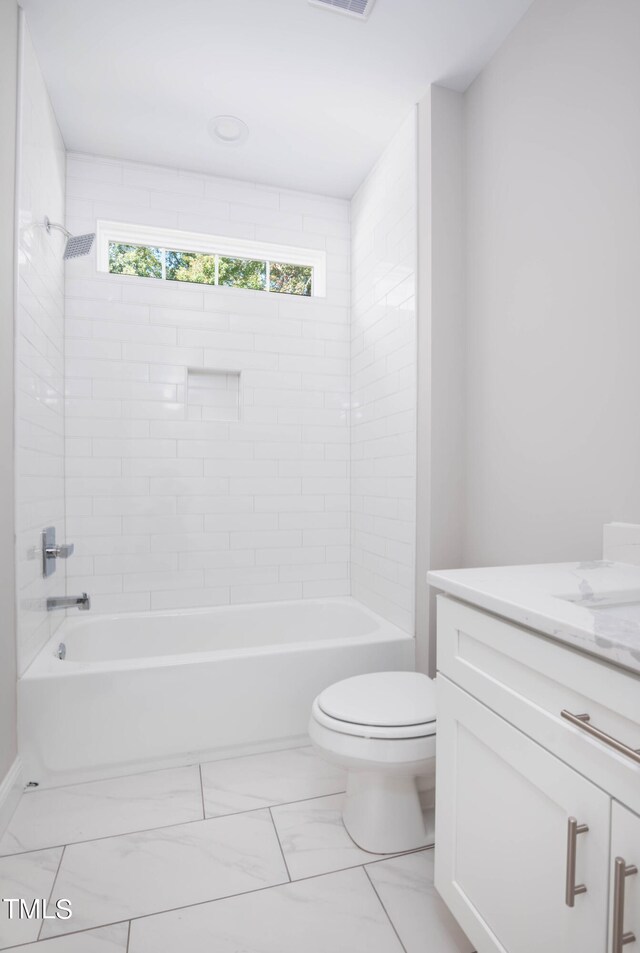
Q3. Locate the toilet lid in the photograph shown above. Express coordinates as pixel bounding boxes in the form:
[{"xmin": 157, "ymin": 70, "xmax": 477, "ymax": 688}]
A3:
[{"xmin": 317, "ymin": 672, "xmax": 436, "ymax": 728}]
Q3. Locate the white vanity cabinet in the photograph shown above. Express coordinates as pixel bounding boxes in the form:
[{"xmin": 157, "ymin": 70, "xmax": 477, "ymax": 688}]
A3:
[
  {"xmin": 611, "ymin": 805, "xmax": 640, "ymax": 953},
  {"xmin": 434, "ymin": 595, "xmax": 640, "ymax": 953}
]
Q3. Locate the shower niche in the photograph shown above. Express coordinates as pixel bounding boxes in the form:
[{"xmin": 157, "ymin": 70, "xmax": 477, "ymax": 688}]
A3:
[{"xmin": 185, "ymin": 368, "xmax": 242, "ymax": 422}]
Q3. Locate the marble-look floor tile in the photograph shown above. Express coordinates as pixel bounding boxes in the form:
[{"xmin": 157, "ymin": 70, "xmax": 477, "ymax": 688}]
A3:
[
  {"xmin": 40, "ymin": 810, "xmax": 288, "ymax": 939},
  {"xmin": 201, "ymin": 746, "xmax": 345, "ymax": 817},
  {"xmin": 270, "ymin": 792, "xmax": 384, "ymax": 879},
  {"xmin": 366, "ymin": 850, "xmax": 474, "ymax": 953},
  {"xmin": 0, "ymin": 847, "xmax": 62, "ymax": 949},
  {"xmin": 0, "ymin": 766, "xmax": 203, "ymax": 856},
  {"xmin": 13, "ymin": 922, "xmax": 129, "ymax": 952},
  {"xmin": 129, "ymin": 866, "xmax": 405, "ymax": 953}
]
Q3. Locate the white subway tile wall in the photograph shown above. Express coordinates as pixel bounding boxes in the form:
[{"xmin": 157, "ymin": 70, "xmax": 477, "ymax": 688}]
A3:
[
  {"xmin": 64, "ymin": 155, "xmax": 351, "ymax": 612},
  {"xmin": 15, "ymin": 25, "xmax": 67, "ymax": 674},
  {"xmin": 350, "ymin": 111, "xmax": 418, "ymax": 633}
]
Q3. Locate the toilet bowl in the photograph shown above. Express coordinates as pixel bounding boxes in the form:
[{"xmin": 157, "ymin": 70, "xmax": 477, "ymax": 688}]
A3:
[{"xmin": 308, "ymin": 671, "xmax": 436, "ymax": 854}]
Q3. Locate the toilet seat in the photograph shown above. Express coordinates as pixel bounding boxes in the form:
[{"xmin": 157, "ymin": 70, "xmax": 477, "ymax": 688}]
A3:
[
  {"xmin": 312, "ymin": 672, "xmax": 437, "ymax": 740},
  {"xmin": 312, "ymin": 698, "xmax": 436, "ymax": 740}
]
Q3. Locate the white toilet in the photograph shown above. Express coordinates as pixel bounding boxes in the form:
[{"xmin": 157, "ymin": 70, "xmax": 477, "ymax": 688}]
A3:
[{"xmin": 308, "ymin": 671, "xmax": 436, "ymax": 854}]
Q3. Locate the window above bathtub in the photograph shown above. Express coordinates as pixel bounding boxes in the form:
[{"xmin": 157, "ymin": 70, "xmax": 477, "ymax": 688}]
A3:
[{"xmin": 96, "ymin": 221, "xmax": 326, "ymax": 297}]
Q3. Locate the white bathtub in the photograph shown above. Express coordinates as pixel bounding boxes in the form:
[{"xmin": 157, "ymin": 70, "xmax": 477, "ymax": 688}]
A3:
[{"xmin": 19, "ymin": 597, "xmax": 414, "ymax": 787}]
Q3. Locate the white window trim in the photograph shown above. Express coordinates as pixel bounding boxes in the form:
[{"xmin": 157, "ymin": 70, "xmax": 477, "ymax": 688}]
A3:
[{"xmin": 96, "ymin": 220, "xmax": 326, "ymax": 296}]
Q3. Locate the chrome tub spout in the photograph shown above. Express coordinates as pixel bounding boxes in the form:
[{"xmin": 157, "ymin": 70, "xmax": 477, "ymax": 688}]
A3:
[{"xmin": 46, "ymin": 593, "xmax": 91, "ymax": 612}]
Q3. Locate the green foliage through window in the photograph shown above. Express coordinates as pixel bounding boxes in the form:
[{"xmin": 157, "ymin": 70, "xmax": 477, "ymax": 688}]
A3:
[
  {"xmin": 219, "ymin": 257, "xmax": 266, "ymax": 291},
  {"xmin": 109, "ymin": 243, "xmax": 162, "ymax": 279},
  {"xmin": 108, "ymin": 242, "xmax": 313, "ymax": 296},
  {"xmin": 166, "ymin": 250, "xmax": 216, "ymax": 285},
  {"xmin": 270, "ymin": 262, "xmax": 313, "ymax": 296}
]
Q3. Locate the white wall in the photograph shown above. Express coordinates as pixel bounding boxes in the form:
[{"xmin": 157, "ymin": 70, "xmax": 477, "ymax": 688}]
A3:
[
  {"xmin": 350, "ymin": 112, "xmax": 418, "ymax": 633},
  {"xmin": 15, "ymin": 17, "xmax": 67, "ymax": 675},
  {"xmin": 64, "ymin": 156, "xmax": 351, "ymax": 612},
  {"xmin": 416, "ymin": 87, "xmax": 465, "ymax": 674},
  {"xmin": 0, "ymin": 0, "xmax": 19, "ymax": 787},
  {"xmin": 465, "ymin": 0, "xmax": 640, "ymax": 567}
]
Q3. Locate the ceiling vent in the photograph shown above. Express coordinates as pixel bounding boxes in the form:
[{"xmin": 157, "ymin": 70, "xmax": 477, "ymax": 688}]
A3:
[{"xmin": 308, "ymin": 0, "xmax": 377, "ymax": 19}]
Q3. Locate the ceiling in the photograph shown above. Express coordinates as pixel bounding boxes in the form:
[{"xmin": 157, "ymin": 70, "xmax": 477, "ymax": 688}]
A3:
[{"xmin": 21, "ymin": 0, "xmax": 534, "ymax": 198}]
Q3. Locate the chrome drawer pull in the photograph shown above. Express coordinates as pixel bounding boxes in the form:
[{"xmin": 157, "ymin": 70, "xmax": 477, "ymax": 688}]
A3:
[
  {"xmin": 565, "ymin": 817, "xmax": 589, "ymax": 907},
  {"xmin": 613, "ymin": 857, "xmax": 638, "ymax": 953},
  {"xmin": 560, "ymin": 711, "xmax": 640, "ymax": 766}
]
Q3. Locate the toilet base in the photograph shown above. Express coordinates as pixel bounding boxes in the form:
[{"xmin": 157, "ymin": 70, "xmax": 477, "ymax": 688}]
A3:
[{"xmin": 342, "ymin": 770, "xmax": 435, "ymax": 854}]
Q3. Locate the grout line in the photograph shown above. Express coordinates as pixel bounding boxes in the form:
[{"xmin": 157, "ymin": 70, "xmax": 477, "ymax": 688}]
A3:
[
  {"xmin": 122, "ymin": 850, "xmax": 433, "ymax": 927},
  {"xmin": 12, "ymin": 850, "xmax": 433, "ymax": 946},
  {"xmin": 20, "ymin": 879, "xmax": 291, "ymax": 946},
  {"xmin": 0, "ymin": 797, "xmax": 425, "ymax": 870},
  {"xmin": 196, "ymin": 742, "xmax": 311, "ymax": 766},
  {"xmin": 363, "ymin": 865, "xmax": 408, "ymax": 953},
  {"xmin": 197, "ymin": 765, "xmax": 206, "ymax": 820},
  {"xmin": 0, "ymin": 788, "xmax": 347, "ymax": 860},
  {"xmin": 126, "ymin": 920, "xmax": 132, "ymax": 953},
  {"xmin": 18, "ymin": 742, "xmax": 310, "ymax": 796},
  {"xmin": 268, "ymin": 807, "xmax": 292, "ymax": 882},
  {"xmin": 0, "ymin": 816, "xmax": 207, "ymax": 861},
  {"xmin": 36, "ymin": 846, "xmax": 65, "ymax": 942},
  {"xmin": 1, "ymin": 920, "xmax": 130, "ymax": 951},
  {"xmin": 203, "ymin": 789, "xmax": 347, "ymax": 823}
]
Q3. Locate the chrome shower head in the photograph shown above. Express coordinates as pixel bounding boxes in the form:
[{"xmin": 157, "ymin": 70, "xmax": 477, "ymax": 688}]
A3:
[
  {"xmin": 43, "ymin": 216, "xmax": 95, "ymax": 260},
  {"xmin": 63, "ymin": 232, "xmax": 95, "ymax": 259}
]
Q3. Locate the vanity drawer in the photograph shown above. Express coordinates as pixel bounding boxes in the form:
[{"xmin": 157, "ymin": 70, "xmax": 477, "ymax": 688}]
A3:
[{"xmin": 436, "ymin": 595, "xmax": 640, "ymax": 813}]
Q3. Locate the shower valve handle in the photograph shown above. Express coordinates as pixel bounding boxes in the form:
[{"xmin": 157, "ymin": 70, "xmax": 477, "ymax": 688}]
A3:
[
  {"xmin": 42, "ymin": 527, "xmax": 75, "ymax": 577},
  {"xmin": 45, "ymin": 542, "xmax": 74, "ymax": 559}
]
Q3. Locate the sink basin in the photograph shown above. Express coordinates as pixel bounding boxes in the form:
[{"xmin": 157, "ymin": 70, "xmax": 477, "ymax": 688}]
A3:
[
  {"xmin": 557, "ymin": 589, "xmax": 640, "ymax": 609},
  {"xmin": 556, "ymin": 590, "xmax": 640, "ymax": 629}
]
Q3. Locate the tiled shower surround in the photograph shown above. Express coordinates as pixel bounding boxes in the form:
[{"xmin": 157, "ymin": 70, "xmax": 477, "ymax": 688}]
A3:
[
  {"xmin": 350, "ymin": 113, "xmax": 418, "ymax": 633},
  {"xmin": 61, "ymin": 114, "xmax": 417, "ymax": 624},
  {"xmin": 64, "ymin": 155, "xmax": 352, "ymax": 613}
]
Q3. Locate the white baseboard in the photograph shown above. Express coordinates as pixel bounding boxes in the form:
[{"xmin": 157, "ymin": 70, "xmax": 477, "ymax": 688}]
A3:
[{"xmin": 0, "ymin": 757, "xmax": 23, "ymax": 837}]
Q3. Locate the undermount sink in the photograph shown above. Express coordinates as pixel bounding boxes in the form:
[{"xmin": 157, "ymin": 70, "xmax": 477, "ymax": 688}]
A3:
[
  {"xmin": 556, "ymin": 590, "xmax": 640, "ymax": 629},
  {"xmin": 557, "ymin": 589, "xmax": 640, "ymax": 609}
]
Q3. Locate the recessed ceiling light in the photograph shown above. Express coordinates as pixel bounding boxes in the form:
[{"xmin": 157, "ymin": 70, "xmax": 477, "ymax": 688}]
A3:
[{"xmin": 208, "ymin": 115, "xmax": 249, "ymax": 147}]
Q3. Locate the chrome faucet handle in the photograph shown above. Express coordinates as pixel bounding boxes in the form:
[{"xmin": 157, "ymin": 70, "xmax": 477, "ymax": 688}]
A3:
[
  {"xmin": 46, "ymin": 542, "xmax": 74, "ymax": 559},
  {"xmin": 42, "ymin": 528, "xmax": 75, "ymax": 577}
]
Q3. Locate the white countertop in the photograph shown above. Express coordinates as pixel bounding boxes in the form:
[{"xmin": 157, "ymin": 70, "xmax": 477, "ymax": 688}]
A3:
[{"xmin": 428, "ymin": 561, "xmax": 640, "ymax": 676}]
